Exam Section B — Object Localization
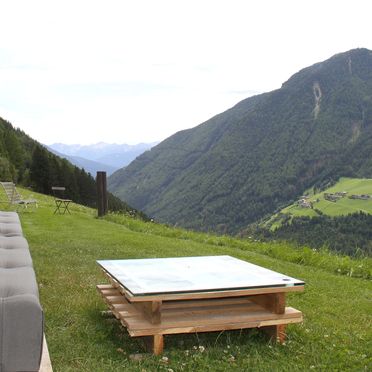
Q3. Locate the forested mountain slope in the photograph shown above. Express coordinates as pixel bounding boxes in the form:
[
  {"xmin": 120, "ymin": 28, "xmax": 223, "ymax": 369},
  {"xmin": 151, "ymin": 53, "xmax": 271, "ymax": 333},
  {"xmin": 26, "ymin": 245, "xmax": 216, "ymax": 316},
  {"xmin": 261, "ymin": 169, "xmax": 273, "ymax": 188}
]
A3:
[
  {"xmin": 0, "ymin": 117, "xmax": 143, "ymax": 215},
  {"xmin": 109, "ymin": 48, "xmax": 372, "ymax": 233}
]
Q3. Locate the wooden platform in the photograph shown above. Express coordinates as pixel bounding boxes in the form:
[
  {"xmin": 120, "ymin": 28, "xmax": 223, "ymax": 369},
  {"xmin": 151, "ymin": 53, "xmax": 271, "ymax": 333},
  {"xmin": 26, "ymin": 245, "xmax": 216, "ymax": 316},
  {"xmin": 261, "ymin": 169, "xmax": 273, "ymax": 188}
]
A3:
[{"xmin": 97, "ymin": 284, "xmax": 303, "ymax": 354}]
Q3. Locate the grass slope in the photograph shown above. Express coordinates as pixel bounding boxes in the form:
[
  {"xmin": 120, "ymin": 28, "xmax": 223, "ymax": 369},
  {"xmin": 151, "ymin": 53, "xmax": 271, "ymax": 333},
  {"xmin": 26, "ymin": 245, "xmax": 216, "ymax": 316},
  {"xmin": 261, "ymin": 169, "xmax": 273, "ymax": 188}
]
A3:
[
  {"xmin": 10, "ymin": 190, "xmax": 372, "ymax": 371},
  {"xmin": 268, "ymin": 177, "xmax": 372, "ymax": 229}
]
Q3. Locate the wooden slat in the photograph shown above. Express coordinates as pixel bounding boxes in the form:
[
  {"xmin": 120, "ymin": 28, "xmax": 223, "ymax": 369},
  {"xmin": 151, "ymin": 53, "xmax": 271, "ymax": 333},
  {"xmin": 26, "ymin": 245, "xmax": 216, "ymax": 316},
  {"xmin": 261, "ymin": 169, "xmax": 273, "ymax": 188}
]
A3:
[
  {"xmin": 162, "ymin": 296, "xmax": 253, "ymax": 309},
  {"xmin": 106, "ymin": 296, "xmax": 127, "ymax": 304},
  {"xmin": 127, "ymin": 310, "xmax": 303, "ymax": 337},
  {"xmin": 101, "ymin": 289, "xmax": 120, "ymax": 296},
  {"xmin": 126, "ymin": 306, "xmax": 301, "ymax": 330},
  {"xmin": 96, "ymin": 284, "xmax": 113, "ymax": 290},
  {"xmin": 124, "ymin": 285, "xmax": 304, "ymax": 302},
  {"xmin": 158, "ymin": 301, "xmax": 262, "ymax": 317}
]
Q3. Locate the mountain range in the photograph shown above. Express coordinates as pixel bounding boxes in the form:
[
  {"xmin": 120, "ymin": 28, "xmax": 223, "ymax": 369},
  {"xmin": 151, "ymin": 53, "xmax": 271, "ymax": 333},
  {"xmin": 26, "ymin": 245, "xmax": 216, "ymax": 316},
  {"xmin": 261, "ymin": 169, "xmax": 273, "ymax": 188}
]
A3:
[
  {"xmin": 48, "ymin": 142, "xmax": 157, "ymax": 175},
  {"xmin": 108, "ymin": 48, "xmax": 372, "ymax": 233}
]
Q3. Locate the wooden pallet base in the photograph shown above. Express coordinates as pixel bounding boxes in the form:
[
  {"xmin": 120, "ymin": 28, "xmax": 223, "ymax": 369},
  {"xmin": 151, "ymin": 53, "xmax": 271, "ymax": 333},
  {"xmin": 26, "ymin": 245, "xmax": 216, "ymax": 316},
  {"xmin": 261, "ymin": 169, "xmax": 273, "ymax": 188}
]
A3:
[{"xmin": 97, "ymin": 284, "xmax": 303, "ymax": 354}]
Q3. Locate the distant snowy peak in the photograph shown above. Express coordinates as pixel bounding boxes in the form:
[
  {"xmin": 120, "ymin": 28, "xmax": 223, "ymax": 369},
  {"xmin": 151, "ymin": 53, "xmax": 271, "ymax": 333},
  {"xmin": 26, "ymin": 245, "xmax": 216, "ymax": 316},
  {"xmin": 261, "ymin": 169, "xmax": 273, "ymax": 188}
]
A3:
[{"xmin": 48, "ymin": 141, "xmax": 158, "ymax": 170}]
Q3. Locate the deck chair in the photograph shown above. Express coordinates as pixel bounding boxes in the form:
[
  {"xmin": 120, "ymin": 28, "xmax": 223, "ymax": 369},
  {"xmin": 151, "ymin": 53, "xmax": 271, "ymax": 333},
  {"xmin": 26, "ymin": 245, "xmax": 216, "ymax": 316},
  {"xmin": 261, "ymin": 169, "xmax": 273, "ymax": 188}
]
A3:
[
  {"xmin": 0, "ymin": 182, "xmax": 38, "ymax": 210},
  {"xmin": 52, "ymin": 186, "xmax": 72, "ymax": 215}
]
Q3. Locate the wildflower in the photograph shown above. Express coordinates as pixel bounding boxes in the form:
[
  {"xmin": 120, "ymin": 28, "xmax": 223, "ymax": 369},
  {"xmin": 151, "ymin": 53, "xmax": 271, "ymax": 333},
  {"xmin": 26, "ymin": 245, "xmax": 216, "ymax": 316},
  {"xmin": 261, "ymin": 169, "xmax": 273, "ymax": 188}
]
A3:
[
  {"xmin": 198, "ymin": 346, "xmax": 205, "ymax": 353},
  {"xmin": 161, "ymin": 356, "xmax": 169, "ymax": 363}
]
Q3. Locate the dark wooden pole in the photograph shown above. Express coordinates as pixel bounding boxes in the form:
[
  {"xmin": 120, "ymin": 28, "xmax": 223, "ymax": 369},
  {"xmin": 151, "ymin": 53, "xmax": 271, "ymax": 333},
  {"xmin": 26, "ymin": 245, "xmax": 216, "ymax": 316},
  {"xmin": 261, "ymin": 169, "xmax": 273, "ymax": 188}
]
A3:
[{"xmin": 96, "ymin": 171, "xmax": 108, "ymax": 217}]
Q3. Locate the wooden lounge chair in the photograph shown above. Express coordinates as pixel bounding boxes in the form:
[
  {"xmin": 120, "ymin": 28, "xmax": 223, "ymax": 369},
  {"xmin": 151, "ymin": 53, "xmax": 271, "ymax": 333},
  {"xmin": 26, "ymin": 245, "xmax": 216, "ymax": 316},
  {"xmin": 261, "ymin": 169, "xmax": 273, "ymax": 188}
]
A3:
[{"xmin": 0, "ymin": 182, "xmax": 38, "ymax": 210}]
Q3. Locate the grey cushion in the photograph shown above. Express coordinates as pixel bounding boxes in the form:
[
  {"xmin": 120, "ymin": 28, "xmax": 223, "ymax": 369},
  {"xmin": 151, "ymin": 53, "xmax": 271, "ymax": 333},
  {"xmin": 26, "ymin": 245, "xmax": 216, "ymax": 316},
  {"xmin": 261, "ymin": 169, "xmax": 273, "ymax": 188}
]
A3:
[
  {"xmin": 0, "ymin": 223, "xmax": 23, "ymax": 237},
  {"xmin": 0, "ymin": 216, "xmax": 21, "ymax": 224},
  {"xmin": 0, "ymin": 212, "xmax": 43, "ymax": 372},
  {"xmin": 0, "ymin": 248, "xmax": 33, "ymax": 268},
  {"xmin": 0, "ymin": 236, "xmax": 29, "ymax": 250},
  {"xmin": 0, "ymin": 294, "xmax": 44, "ymax": 372},
  {"xmin": 0, "ymin": 211, "xmax": 20, "ymax": 219},
  {"xmin": 0, "ymin": 267, "xmax": 39, "ymax": 298}
]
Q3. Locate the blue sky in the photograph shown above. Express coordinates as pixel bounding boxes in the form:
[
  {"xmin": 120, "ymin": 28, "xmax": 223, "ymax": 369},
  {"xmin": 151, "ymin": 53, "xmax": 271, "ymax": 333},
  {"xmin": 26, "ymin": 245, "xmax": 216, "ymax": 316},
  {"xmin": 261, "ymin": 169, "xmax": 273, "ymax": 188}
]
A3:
[{"xmin": 1, "ymin": 0, "xmax": 371, "ymax": 145}]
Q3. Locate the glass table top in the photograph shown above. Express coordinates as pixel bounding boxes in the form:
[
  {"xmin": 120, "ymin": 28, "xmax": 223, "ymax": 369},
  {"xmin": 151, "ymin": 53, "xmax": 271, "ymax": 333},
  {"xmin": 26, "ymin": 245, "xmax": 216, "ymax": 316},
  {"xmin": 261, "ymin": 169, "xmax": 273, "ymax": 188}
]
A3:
[{"xmin": 97, "ymin": 255, "xmax": 304, "ymax": 296}]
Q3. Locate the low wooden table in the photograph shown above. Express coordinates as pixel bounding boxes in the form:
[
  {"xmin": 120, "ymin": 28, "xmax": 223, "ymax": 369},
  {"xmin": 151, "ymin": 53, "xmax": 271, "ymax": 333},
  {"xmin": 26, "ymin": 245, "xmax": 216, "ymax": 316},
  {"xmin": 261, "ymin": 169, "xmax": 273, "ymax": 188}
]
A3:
[{"xmin": 97, "ymin": 256, "xmax": 304, "ymax": 355}]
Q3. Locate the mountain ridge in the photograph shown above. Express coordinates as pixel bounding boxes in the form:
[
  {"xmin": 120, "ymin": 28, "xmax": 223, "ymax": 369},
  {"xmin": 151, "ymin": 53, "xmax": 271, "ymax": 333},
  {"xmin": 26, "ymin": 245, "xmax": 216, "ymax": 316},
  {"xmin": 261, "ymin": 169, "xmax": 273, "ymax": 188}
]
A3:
[
  {"xmin": 109, "ymin": 48, "xmax": 372, "ymax": 233},
  {"xmin": 46, "ymin": 146, "xmax": 117, "ymax": 176},
  {"xmin": 49, "ymin": 141, "xmax": 157, "ymax": 169}
]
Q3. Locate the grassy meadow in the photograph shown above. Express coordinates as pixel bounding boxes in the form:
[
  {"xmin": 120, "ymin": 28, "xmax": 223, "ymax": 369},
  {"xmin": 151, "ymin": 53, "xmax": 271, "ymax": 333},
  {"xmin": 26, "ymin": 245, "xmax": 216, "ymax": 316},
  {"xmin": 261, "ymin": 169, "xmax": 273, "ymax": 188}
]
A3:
[
  {"xmin": 286, "ymin": 177, "xmax": 372, "ymax": 216},
  {"xmin": 267, "ymin": 178, "xmax": 372, "ymax": 229},
  {"xmin": 6, "ymin": 189, "xmax": 372, "ymax": 371}
]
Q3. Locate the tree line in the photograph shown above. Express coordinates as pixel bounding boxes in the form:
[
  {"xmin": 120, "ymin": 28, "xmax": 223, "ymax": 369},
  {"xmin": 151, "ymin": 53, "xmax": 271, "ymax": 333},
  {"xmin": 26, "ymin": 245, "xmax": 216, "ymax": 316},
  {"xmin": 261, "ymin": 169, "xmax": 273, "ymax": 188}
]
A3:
[
  {"xmin": 248, "ymin": 212, "xmax": 372, "ymax": 257},
  {"xmin": 0, "ymin": 116, "xmax": 147, "ymax": 218}
]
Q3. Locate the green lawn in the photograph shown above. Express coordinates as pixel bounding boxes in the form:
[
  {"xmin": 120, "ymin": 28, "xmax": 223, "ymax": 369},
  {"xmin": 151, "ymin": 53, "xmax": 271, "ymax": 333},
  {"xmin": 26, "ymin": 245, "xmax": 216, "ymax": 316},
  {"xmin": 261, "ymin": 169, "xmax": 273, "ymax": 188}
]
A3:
[{"xmin": 11, "ymin": 190, "xmax": 372, "ymax": 371}]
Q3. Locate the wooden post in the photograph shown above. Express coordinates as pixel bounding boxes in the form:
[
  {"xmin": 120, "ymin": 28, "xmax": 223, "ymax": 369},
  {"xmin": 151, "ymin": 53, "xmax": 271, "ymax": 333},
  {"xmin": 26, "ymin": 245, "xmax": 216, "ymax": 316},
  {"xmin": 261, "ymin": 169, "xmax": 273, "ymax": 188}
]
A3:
[
  {"xmin": 135, "ymin": 301, "xmax": 162, "ymax": 324},
  {"xmin": 96, "ymin": 171, "xmax": 108, "ymax": 217},
  {"xmin": 252, "ymin": 293, "xmax": 287, "ymax": 343}
]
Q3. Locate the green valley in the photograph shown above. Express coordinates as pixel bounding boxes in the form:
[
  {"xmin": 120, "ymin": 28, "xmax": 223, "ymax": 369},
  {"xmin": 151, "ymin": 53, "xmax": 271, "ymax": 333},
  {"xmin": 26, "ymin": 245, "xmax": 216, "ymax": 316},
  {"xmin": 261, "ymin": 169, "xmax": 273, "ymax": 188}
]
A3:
[
  {"xmin": 250, "ymin": 178, "xmax": 372, "ymax": 256},
  {"xmin": 109, "ymin": 48, "xmax": 372, "ymax": 236},
  {"xmin": 268, "ymin": 177, "xmax": 372, "ymax": 228}
]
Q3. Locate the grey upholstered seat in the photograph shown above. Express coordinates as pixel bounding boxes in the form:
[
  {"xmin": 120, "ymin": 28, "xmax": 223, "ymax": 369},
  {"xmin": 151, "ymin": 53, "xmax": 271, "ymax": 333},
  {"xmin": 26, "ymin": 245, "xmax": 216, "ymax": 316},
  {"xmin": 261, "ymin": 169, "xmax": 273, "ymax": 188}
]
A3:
[
  {"xmin": 0, "ymin": 223, "xmax": 23, "ymax": 237},
  {"xmin": 0, "ymin": 212, "xmax": 44, "ymax": 372},
  {"xmin": 0, "ymin": 215, "xmax": 21, "ymax": 224},
  {"xmin": 0, "ymin": 267, "xmax": 39, "ymax": 298},
  {"xmin": 0, "ymin": 236, "xmax": 29, "ymax": 250},
  {"xmin": 0, "ymin": 294, "xmax": 44, "ymax": 371},
  {"xmin": 0, "ymin": 248, "xmax": 33, "ymax": 268},
  {"xmin": 0, "ymin": 211, "xmax": 20, "ymax": 219},
  {"xmin": 0, "ymin": 267, "xmax": 43, "ymax": 372}
]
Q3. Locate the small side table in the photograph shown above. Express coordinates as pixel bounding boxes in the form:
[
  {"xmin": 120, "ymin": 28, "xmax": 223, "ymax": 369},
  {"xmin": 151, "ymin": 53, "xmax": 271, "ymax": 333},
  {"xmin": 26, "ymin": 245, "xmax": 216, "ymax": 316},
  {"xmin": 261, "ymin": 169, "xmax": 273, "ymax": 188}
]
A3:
[
  {"xmin": 52, "ymin": 186, "xmax": 72, "ymax": 215},
  {"xmin": 54, "ymin": 198, "xmax": 72, "ymax": 215}
]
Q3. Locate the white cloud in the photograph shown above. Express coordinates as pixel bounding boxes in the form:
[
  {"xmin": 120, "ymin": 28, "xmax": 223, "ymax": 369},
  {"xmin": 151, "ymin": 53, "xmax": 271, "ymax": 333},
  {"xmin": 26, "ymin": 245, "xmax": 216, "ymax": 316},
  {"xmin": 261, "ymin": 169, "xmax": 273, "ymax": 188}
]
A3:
[{"xmin": 1, "ymin": 0, "xmax": 372, "ymax": 144}]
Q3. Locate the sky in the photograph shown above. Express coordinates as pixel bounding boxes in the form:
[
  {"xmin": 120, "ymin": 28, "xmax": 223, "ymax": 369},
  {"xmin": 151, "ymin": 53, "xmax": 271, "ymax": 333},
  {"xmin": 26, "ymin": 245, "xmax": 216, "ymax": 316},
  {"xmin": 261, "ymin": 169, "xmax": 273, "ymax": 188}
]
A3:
[{"xmin": 0, "ymin": 0, "xmax": 371, "ymax": 146}]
